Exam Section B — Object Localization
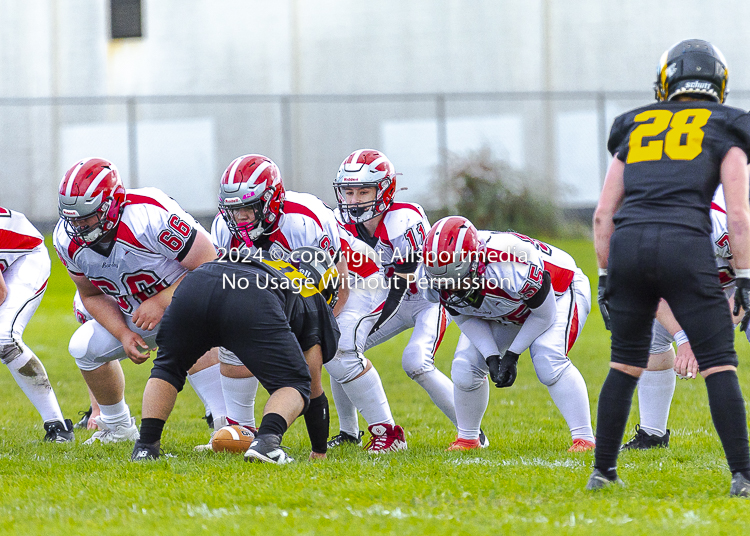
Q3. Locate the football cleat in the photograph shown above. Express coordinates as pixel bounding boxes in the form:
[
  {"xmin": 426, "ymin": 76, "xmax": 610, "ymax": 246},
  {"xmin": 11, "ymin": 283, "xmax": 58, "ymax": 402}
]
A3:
[
  {"xmin": 83, "ymin": 416, "xmax": 139, "ymax": 445},
  {"xmin": 730, "ymin": 472, "xmax": 750, "ymax": 498},
  {"xmin": 244, "ymin": 434, "xmax": 293, "ymax": 464},
  {"xmin": 364, "ymin": 423, "xmax": 407, "ymax": 454},
  {"xmin": 327, "ymin": 430, "xmax": 364, "ymax": 449},
  {"xmin": 569, "ymin": 438, "xmax": 595, "ymax": 452},
  {"xmin": 447, "ymin": 437, "xmax": 481, "ymax": 451},
  {"xmin": 479, "ymin": 428, "xmax": 489, "ymax": 448},
  {"xmin": 43, "ymin": 419, "xmax": 74, "ymax": 443},
  {"xmin": 131, "ymin": 440, "xmax": 161, "ymax": 461},
  {"xmin": 74, "ymin": 406, "xmax": 92, "ymax": 429},
  {"xmin": 620, "ymin": 425, "xmax": 670, "ymax": 451},
  {"xmin": 585, "ymin": 469, "xmax": 625, "ymax": 491}
]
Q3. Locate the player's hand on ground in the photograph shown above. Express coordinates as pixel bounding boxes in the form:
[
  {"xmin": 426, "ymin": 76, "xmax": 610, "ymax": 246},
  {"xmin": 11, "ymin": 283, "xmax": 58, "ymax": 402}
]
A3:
[
  {"xmin": 132, "ymin": 296, "xmax": 167, "ymax": 331},
  {"xmin": 120, "ymin": 330, "xmax": 151, "ymax": 364},
  {"xmin": 674, "ymin": 341, "xmax": 698, "ymax": 380},
  {"xmin": 309, "ymin": 451, "xmax": 327, "ymax": 461},
  {"xmin": 597, "ymin": 275, "xmax": 611, "ymax": 330}
]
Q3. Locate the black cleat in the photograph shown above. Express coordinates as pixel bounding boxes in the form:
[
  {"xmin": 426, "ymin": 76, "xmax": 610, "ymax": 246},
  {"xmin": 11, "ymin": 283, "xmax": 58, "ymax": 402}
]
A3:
[
  {"xmin": 479, "ymin": 428, "xmax": 490, "ymax": 448},
  {"xmin": 620, "ymin": 425, "xmax": 670, "ymax": 451},
  {"xmin": 131, "ymin": 440, "xmax": 161, "ymax": 461},
  {"xmin": 730, "ymin": 472, "xmax": 750, "ymax": 497},
  {"xmin": 244, "ymin": 434, "xmax": 293, "ymax": 464},
  {"xmin": 44, "ymin": 419, "xmax": 74, "ymax": 442},
  {"xmin": 585, "ymin": 469, "xmax": 624, "ymax": 490},
  {"xmin": 327, "ymin": 430, "xmax": 364, "ymax": 448},
  {"xmin": 74, "ymin": 406, "xmax": 93, "ymax": 429},
  {"xmin": 202, "ymin": 413, "xmax": 214, "ymax": 429}
]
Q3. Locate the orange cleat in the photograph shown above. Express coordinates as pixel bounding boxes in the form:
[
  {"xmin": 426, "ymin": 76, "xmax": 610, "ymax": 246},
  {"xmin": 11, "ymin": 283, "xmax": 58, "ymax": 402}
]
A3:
[
  {"xmin": 447, "ymin": 437, "xmax": 482, "ymax": 451},
  {"xmin": 568, "ymin": 438, "xmax": 595, "ymax": 452}
]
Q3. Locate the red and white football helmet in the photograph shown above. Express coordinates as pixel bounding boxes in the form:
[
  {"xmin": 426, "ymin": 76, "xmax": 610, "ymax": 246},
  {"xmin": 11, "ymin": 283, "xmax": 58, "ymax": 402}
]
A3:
[
  {"xmin": 333, "ymin": 149, "xmax": 397, "ymax": 224},
  {"xmin": 218, "ymin": 154, "xmax": 285, "ymax": 245},
  {"xmin": 58, "ymin": 158, "xmax": 127, "ymax": 247},
  {"xmin": 423, "ymin": 216, "xmax": 484, "ymax": 307}
]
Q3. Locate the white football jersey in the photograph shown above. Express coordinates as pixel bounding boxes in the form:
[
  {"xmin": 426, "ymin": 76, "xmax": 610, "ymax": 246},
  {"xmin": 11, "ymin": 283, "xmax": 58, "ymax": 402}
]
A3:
[
  {"xmin": 54, "ymin": 188, "xmax": 207, "ymax": 315},
  {"xmin": 422, "ymin": 231, "xmax": 578, "ymax": 325},
  {"xmin": 0, "ymin": 207, "xmax": 46, "ymax": 273},
  {"xmin": 212, "ymin": 191, "xmax": 341, "ymax": 262},
  {"xmin": 338, "ymin": 202, "xmax": 431, "ymax": 296},
  {"xmin": 710, "ymin": 186, "xmax": 734, "ymax": 289}
]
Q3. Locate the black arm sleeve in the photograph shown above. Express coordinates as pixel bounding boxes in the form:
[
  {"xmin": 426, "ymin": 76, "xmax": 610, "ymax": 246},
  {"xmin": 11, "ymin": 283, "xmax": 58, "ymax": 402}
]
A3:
[
  {"xmin": 523, "ymin": 271, "xmax": 552, "ymax": 309},
  {"xmin": 175, "ymin": 227, "xmax": 198, "ymax": 262},
  {"xmin": 369, "ymin": 275, "xmax": 409, "ymax": 335}
]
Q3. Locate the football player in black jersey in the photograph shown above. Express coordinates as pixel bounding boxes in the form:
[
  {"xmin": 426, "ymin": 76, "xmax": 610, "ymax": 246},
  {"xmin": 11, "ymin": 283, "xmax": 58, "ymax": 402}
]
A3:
[{"xmin": 591, "ymin": 39, "xmax": 750, "ymax": 496}]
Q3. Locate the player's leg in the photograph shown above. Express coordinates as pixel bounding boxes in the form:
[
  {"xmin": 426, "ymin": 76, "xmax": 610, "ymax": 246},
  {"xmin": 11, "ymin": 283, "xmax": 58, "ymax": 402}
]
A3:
[
  {"xmin": 529, "ymin": 276, "xmax": 594, "ymax": 450},
  {"xmin": 0, "ymin": 251, "xmax": 71, "ymax": 441},
  {"xmin": 69, "ymin": 317, "xmax": 158, "ymax": 444},
  {"xmin": 588, "ymin": 226, "xmax": 658, "ymax": 489},
  {"xmin": 623, "ymin": 320, "xmax": 674, "ymax": 449},
  {"xmin": 661, "ymin": 229, "xmax": 750, "ymax": 493},
  {"xmin": 400, "ymin": 299, "xmax": 457, "ymax": 426},
  {"xmin": 327, "ymin": 283, "xmax": 404, "ymax": 452},
  {"xmin": 72, "ymin": 292, "xmax": 99, "ymax": 430},
  {"xmin": 186, "ymin": 347, "xmax": 227, "ymax": 429},
  {"xmin": 219, "ymin": 349, "xmax": 259, "ymax": 429},
  {"xmin": 134, "ymin": 271, "xmax": 218, "ymax": 460},
  {"xmin": 449, "ymin": 332, "xmax": 493, "ymax": 450}
]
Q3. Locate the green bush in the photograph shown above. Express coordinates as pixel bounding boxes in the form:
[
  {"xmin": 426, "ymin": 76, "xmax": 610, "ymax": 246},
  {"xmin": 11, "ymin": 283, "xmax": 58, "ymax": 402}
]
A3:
[{"xmin": 428, "ymin": 148, "xmax": 587, "ymax": 239}]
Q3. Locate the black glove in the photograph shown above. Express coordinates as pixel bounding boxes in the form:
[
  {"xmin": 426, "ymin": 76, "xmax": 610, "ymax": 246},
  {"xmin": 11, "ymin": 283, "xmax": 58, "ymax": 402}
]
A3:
[
  {"xmin": 486, "ymin": 351, "xmax": 520, "ymax": 388},
  {"xmin": 734, "ymin": 276, "xmax": 750, "ymax": 332},
  {"xmin": 598, "ymin": 275, "xmax": 611, "ymax": 331}
]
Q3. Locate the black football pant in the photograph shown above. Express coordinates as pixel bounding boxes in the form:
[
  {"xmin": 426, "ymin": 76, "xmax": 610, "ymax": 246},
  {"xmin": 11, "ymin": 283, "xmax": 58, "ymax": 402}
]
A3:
[{"xmin": 149, "ymin": 263, "xmax": 312, "ymax": 408}]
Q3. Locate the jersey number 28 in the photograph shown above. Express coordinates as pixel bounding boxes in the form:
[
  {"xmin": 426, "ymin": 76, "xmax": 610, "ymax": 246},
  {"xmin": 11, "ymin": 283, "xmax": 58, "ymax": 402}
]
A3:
[{"xmin": 627, "ymin": 108, "xmax": 712, "ymax": 163}]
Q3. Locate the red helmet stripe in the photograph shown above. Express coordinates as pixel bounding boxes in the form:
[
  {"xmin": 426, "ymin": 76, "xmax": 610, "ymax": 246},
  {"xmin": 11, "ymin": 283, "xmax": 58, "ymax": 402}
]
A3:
[
  {"xmin": 246, "ymin": 160, "xmax": 271, "ymax": 185},
  {"xmin": 83, "ymin": 167, "xmax": 114, "ymax": 198},
  {"xmin": 225, "ymin": 156, "xmax": 245, "ymax": 185}
]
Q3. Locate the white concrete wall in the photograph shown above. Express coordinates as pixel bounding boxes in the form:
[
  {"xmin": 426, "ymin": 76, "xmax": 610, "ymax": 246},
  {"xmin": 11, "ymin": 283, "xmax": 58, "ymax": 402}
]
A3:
[{"xmin": 2, "ymin": 0, "xmax": 750, "ymax": 220}]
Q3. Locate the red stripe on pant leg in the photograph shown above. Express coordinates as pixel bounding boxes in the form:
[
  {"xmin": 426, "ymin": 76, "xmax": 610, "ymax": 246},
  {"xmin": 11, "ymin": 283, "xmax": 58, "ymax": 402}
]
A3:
[
  {"xmin": 566, "ymin": 303, "xmax": 579, "ymax": 355},
  {"xmin": 432, "ymin": 307, "xmax": 449, "ymax": 356}
]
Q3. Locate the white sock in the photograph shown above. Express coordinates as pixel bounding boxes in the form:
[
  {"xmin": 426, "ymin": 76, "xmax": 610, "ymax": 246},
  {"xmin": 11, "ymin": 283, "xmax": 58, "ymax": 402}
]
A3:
[
  {"xmin": 547, "ymin": 364, "xmax": 594, "ymax": 442},
  {"xmin": 413, "ymin": 369, "xmax": 457, "ymax": 426},
  {"xmin": 638, "ymin": 369, "xmax": 676, "ymax": 437},
  {"xmin": 340, "ymin": 367, "xmax": 394, "ymax": 426},
  {"xmin": 187, "ymin": 364, "xmax": 227, "ymax": 421},
  {"xmin": 220, "ymin": 375, "xmax": 259, "ymax": 428},
  {"xmin": 186, "ymin": 373, "xmax": 211, "ymax": 417},
  {"xmin": 330, "ymin": 375, "xmax": 359, "ymax": 436},
  {"xmin": 6, "ymin": 345, "xmax": 64, "ymax": 424},
  {"xmin": 455, "ymin": 377, "xmax": 490, "ymax": 440},
  {"xmin": 99, "ymin": 399, "xmax": 131, "ymax": 427}
]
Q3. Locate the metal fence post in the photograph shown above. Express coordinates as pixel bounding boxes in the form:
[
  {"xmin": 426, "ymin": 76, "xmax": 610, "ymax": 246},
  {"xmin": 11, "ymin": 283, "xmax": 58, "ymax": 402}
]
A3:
[
  {"xmin": 436, "ymin": 93, "xmax": 448, "ymax": 189},
  {"xmin": 281, "ymin": 95, "xmax": 293, "ymax": 187},
  {"xmin": 126, "ymin": 97, "xmax": 139, "ymax": 189},
  {"xmin": 596, "ymin": 91, "xmax": 608, "ymax": 188}
]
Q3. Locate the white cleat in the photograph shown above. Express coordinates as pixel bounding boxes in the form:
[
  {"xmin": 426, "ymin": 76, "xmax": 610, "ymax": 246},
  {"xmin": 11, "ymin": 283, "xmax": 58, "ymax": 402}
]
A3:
[{"xmin": 83, "ymin": 416, "xmax": 139, "ymax": 445}]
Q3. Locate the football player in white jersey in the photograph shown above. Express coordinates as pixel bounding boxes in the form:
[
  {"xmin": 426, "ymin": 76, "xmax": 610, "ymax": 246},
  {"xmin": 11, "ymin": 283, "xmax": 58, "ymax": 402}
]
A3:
[
  {"xmin": 421, "ymin": 216, "xmax": 595, "ymax": 451},
  {"xmin": 329, "ymin": 149, "xmax": 458, "ymax": 447},
  {"xmin": 212, "ymin": 154, "xmax": 405, "ymax": 453},
  {"xmin": 54, "ymin": 158, "xmax": 223, "ymax": 445},
  {"xmin": 623, "ymin": 185, "xmax": 742, "ymax": 449},
  {"xmin": 0, "ymin": 207, "xmax": 73, "ymax": 441}
]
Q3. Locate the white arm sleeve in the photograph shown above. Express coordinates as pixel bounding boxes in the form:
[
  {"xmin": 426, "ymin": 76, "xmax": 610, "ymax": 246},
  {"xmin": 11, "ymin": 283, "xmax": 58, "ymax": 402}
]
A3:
[
  {"xmin": 454, "ymin": 315, "xmax": 501, "ymax": 358},
  {"xmin": 507, "ymin": 289, "xmax": 557, "ymax": 355}
]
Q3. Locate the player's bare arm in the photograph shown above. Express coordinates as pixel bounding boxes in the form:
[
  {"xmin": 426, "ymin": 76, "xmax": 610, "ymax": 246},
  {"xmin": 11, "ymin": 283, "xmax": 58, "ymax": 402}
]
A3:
[
  {"xmin": 132, "ymin": 231, "xmax": 217, "ymax": 331},
  {"xmin": 593, "ymin": 155, "xmax": 625, "ymax": 270},
  {"xmin": 655, "ymin": 299, "xmax": 698, "ymax": 379},
  {"xmin": 72, "ymin": 273, "xmax": 150, "ymax": 363}
]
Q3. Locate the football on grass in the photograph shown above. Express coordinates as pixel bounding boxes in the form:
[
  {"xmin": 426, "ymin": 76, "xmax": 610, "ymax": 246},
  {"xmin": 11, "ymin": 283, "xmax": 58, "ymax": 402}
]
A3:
[{"xmin": 211, "ymin": 425, "xmax": 255, "ymax": 454}]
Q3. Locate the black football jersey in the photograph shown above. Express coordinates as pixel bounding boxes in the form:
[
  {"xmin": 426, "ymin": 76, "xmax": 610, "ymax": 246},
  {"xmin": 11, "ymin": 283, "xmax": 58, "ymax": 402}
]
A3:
[{"xmin": 607, "ymin": 100, "xmax": 750, "ymax": 234}]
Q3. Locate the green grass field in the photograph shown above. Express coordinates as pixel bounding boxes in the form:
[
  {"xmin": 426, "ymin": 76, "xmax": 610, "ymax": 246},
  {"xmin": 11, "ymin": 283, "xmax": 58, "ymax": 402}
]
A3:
[{"xmin": 2, "ymin": 238, "xmax": 749, "ymax": 535}]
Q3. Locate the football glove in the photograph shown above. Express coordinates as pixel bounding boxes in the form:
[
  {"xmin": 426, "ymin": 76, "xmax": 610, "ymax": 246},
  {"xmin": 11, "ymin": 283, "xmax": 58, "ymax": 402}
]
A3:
[
  {"xmin": 486, "ymin": 351, "xmax": 520, "ymax": 388},
  {"xmin": 734, "ymin": 277, "xmax": 750, "ymax": 332},
  {"xmin": 598, "ymin": 275, "xmax": 611, "ymax": 331}
]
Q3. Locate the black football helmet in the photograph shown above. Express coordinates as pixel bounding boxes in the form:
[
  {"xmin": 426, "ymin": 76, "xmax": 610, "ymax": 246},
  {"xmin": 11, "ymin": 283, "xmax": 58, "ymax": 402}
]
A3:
[
  {"xmin": 289, "ymin": 246, "xmax": 340, "ymax": 308},
  {"xmin": 654, "ymin": 39, "xmax": 728, "ymax": 103}
]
